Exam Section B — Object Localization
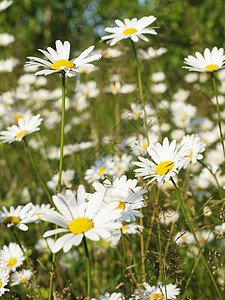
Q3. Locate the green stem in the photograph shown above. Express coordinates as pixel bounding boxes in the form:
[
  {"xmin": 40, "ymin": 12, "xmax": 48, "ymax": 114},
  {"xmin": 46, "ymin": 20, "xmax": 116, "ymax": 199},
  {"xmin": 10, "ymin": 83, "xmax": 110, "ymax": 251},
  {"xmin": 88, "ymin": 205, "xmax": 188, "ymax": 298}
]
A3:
[
  {"xmin": 10, "ymin": 227, "xmax": 41, "ymax": 297},
  {"xmin": 171, "ymin": 178, "xmax": 223, "ymax": 300},
  {"xmin": 83, "ymin": 237, "xmax": 91, "ymax": 300},
  {"xmin": 120, "ymin": 228, "xmax": 127, "ymax": 297},
  {"xmin": 49, "ymin": 73, "xmax": 66, "ymax": 300},
  {"xmin": 211, "ymin": 74, "xmax": 225, "ymax": 160},
  {"xmin": 183, "ymin": 253, "xmax": 201, "ymax": 297},
  {"xmin": 23, "ymin": 138, "xmax": 53, "ymax": 206},
  {"xmin": 130, "ymin": 39, "xmax": 149, "ymax": 145},
  {"xmin": 115, "ymin": 95, "xmax": 120, "ymax": 154}
]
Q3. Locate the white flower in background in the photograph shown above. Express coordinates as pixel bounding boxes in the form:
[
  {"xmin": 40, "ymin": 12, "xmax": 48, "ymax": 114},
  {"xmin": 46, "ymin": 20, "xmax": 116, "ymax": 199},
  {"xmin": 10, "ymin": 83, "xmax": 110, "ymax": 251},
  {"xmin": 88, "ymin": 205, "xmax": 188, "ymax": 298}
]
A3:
[
  {"xmin": 0, "ymin": 243, "xmax": 25, "ymax": 272},
  {"xmin": 0, "ymin": 203, "xmax": 36, "ymax": 231},
  {"xmin": 134, "ymin": 137, "xmax": 190, "ymax": 184},
  {"xmin": 101, "ymin": 16, "xmax": 157, "ymax": 46},
  {"xmin": 159, "ymin": 210, "xmax": 180, "ymax": 225},
  {"xmin": 138, "ymin": 47, "xmax": 167, "ymax": 60},
  {"xmin": 0, "ymin": 114, "xmax": 43, "ymax": 143},
  {"xmin": 84, "ymin": 156, "xmax": 111, "ymax": 182},
  {"xmin": 35, "ymin": 238, "xmax": 55, "ymax": 253},
  {"xmin": 0, "ymin": 0, "xmax": 12, "ymax": 11},
  {"xmin": 211, "ymin": 95, "xmax": 225, "ymax": 105},
  {"xmin": 173, "ymin": 89, "xmax": 190, "ymax": 102},
  {"xmin": 0, "ymin": 58, "xmax": 18, "ymax": 72},
  {"xmin": 135, "ymin": 282, "xmax": 180, "ymax": 299},
  {"xmin": 170, "ymin": 129, "xmax": 185, "ymax": 141},
  {"xmin": 10, "ymin": 269, "xmax": 32, "ymax": 286},
  {"xmin": 47, "ymin": 169, "xmax": 75, "ymax": 190},
  {"xmin": 189, "ymin": 117, "xmax": 213, "ymax": 132},
  {"xmin": 217, "ymin": 68, "xmax": 225, "ymax": 81},
  {"xmin": 18, "ymin": 74, "xmax": 36, "ymax": 86},
  {"xmin": 184, "ymin": 72, "xmax": 198, "ymax": 83},
  {"xmin": 151, "ymin": 82, "xmax": 167, "ymax": 94},
  {"xmin": 121, "ymin": 103, "xmax": 154, "ymax": 120},
  {"xmin": 77, "ymin": 64, "xmax": 99, "ymax": 74},
  {"xmin": 0, "ymin": 33, "xmax": 14, "ymax": 46},
  {"xmin": 196, "ymin": 230, "xmax": 214, "ymax": 247},
  {"xmin": 76, "ymin": 81, "xmax": 99, "ymax": 99},
  {"xmin": 42, "ymin": 110, "xmax": 61, "ymax": 129},
  {"xmin": 26, "ymin": 40, "xmax": 101, "ymax": 78},
  {"xmin": 203, "ymin": 206, "xmax": 212, "ymax": 217},
  {"xmin": 214, "ymin": 223, "xmax": 225, "ymax": 236},
  {"xmin": 179, "ymin": 134, "xmax": 205, "ymax": 168},
  {"xmin": 0, "ymin": 261, "xmax": 9, "ymax": 296},
  {"xmin": 183, "ymin": 47, "xmax": 225, "ymax": 73},
  {"xmin": 95, "ymin": 47, "xmax": 122, "ymax": 58},
  {"xmin": 205, "ymin": 144, "xmax": 224, "ymax": 171},
  {"xmin": 42, "ymin": 186, "xmax": 123, "ymax": 253},
  {"xmin": 151, "ymin": 72, "xmax": 165, "ymax": 83},
  {"xmin": 33, "ymin": 204, "xmax": 55, "ymax": 223},
  {"xmin": 92, "ymin": 175, "xmax": 147, "ymax": 222},
  {"xmin": 174, "ymin": 231, "xmax": 194, "ymax": 245},
  {"xmin": 105, "ymin": 81, "xmax": 136, "ymax": 95},
  {"xmin": 92, "ymin": 292, "xmax": 124, "ymax": 300},
  {"xmin": 171, "ymin": 102, "xmax": 196, "ymax": 129}
]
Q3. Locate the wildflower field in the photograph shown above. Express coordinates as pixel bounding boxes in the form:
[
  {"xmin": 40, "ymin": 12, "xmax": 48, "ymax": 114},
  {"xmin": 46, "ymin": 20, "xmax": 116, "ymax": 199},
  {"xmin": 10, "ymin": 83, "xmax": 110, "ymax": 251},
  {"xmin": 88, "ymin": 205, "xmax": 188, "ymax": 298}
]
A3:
[{"xmin": 1, "ymin": 0, "xmax": 225, "ymax": 299}]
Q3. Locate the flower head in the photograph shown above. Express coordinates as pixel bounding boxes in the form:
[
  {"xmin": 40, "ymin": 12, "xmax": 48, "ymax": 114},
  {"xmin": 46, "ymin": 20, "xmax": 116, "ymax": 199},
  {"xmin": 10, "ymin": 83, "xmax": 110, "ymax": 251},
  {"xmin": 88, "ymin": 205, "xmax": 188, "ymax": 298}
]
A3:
[
  {"xmin": 183, "ymin": 47, "xmax": 225, "ymax": 73},
  {"xmin": 42, "ymin": 186, "xmax": 123, "ymax": 253},
  {"xmin": 0, "ymin": 243, "xmax": 25, "ymax": 272},
  {"xmin": 135, "ymin": 282, "xmax": 180, "ymax": 299},
  {"xmin": 0, "ymin": 114, "xmax": 42, "ymax": 143},
  {"xmin": 101, "ymin": 16, "xmax": 157, "ymax": 46},
  {"xmin": 10, "ymin": 269, "xmax": 32, "ymax": 286},
  {"xmin": 25, "ymin": 40, "xmax": 101, "ymax": 78}
]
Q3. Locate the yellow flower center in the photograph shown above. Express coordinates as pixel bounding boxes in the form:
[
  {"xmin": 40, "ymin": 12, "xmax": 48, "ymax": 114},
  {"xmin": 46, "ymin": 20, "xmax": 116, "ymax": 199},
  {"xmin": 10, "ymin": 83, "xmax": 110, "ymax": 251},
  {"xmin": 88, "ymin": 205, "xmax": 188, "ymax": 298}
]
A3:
[
  {"xmin": 3, "ymin": 216, "xmax": 21, "ymax": 226},
  {"xmin": 16, "ymin": 130, "xmax": 28, "ymax": 138},
  {"xmin": 44, "ymin": 246, "xmax": 49, "ymax": 251},
  {"xmin": 181, "ymin": 236, "xmax": 187, "ymax": 242},
  {"xmin": 83, "ymin": 92, "xmax": 89, "ymax": 97},
  {"xmin": 123, "ymin": 28, "xmax": 137, "ymax": 35},
  {"xmin": 120, "ymin": 225, "xmax": 129, "ymax": 231},
  {"xmin": 68, "ymin": 217, "xmax": 94, "ymax": 234},
  {"xmin": 142, "ymin": 142, "xmax": 148, "ymax": 149},
  {"xmin": 110, "ymin": 87, "xmax": 119, "ymax": 94},
  {"xmin": 199, "ymin": 237, "xmax": 206, "ymax": 243},
  {"xmin": 114, "ymin": 201, "xmax": 125, "ymax": 210},
  {"xmin": 204, "ymin": 64, "xmax": 219, "ymax": 72},
  {"xmin": 134, "ymin": 111, "xmax": 142, "ymax": 117},
  {"xmin": 80, "ymin": 68, "xmax": 87, "ymax": 73},
  {"xmin": 14, "ymin": 114, "xmax": 22, "ymax": 122},
  {"xmin": 155, "ymin": 161, "xmax": 174, "ymax": 175},
  {"xmin": 51, "ymin": 59, "xmax": 75, "ymax": 71},
  {"xmin": 4, "ymin": 102, "xmax": 11, "ymax": 106},
  {"xmin": 20, "ymin": 277, "xmax": 28, "ymax": 283},
  {"xmin": 150, "ymin": 293, "xmax": 164, "ymax": 299},
  {"xmin": 188, "ymin": 150, "xmax": 193, "ymax": 158},
  {"xmin": 7, "ymin": 258, "xmax": 17, "ymax": 268},
  {"xmin": 98, "ymin": 167, "xmax": 106, "ymax": 175},
  {"xmin": 0, "ymin": 282, "xmax": 2, "ymax": 288},
  {"xmin": 37, "ymin": 97, "xmax": 43, "ymax": 102}
]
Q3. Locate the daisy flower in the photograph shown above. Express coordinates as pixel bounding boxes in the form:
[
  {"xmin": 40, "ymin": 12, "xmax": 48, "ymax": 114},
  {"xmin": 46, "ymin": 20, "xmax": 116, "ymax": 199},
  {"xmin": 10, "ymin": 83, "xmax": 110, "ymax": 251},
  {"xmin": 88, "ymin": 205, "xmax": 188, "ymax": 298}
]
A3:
[
  {"xmin": 135, "ymin": 282, "xmax": 180, "ymax": 299},
  {"xmin": 174, "ymin": 231, "xmax": 194, "ymax": 245},
  {"xmin": 0, "ymin": 261, "xmax": 10, "ymax": 296},
  {"xmin": 25, "ymin": 40, "xmax": 101, "ymax": 78},
  {"xmin": 32, "ymin": 204, "xmax": 55, "ymax": 223},
  {"xmin": 10, "ymin": 269, "xmax": 32, "ymax": 286},
  {"xmin": 35, "ymin": 238, "xmax": 55, "ymax": 253},
  {"xmin": 183, "ymin": 47, "xmax": 225, "ymax": 73},
  {"xmin": 133, "ymin": 137, "xmax": 190, "ymax": 184},
  {"xmin": 138, "ymin": 47, "xmax": 167, "ymax": 60},
  {"xmin": 0, "ymin": 243, "xmax": 25, "ymax": 272},
  {"xmin": 159, "ymin": 210, "xmax": 180, "ymax": 226},
  {"xmin": 92, "ymin": 292, "xmax": 124, "ymax": 300},
  {"xmin": 0, "ymin": 203, "xmax": 36, "ymax": 231},
  {"xmin": 101, "ymin": 16, "xmax": 157, "ymax": 46},
  {"xmin": 47, "ymin": 169, "xmax": 75, "ymax": 190},
  {"xmin": 42, "ymin": 186, "xmax": 123, "ymax": 253},
  {"xmin": 92, "ymin": 175, "xmax": 147, "ymax": 222},
  {"xmin": 0, "ymin": 114, "xmax": 43, "ymax": 143}
]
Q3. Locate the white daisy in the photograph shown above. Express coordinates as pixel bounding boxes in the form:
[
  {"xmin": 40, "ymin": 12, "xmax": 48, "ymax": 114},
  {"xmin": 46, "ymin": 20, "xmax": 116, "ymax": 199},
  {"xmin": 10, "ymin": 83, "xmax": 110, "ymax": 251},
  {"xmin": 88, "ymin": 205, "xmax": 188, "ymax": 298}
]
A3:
[
  {"xmin": 10, "ymin": 269, "xmax": 32, "ymax": 286},
  {"xmin": 133, "ymin": 137, "xmax": 190, "ymax": 184},
  {"xmin": 35, "ymin": 238, "xmax": 55, "ymax": 253},
  {"xmin": 159, "ymin": 210, "xmax": 180, "ymax": 226},
  {"xmin": 101, "ymin": 16, "xmax": 157, "ymax": 46},
  {"xmin": 0, "ymin": 243, "xmax": 25, "ymax": 272},
  {"xmin": 135, "ymin": 282, "xmax": 180, "ymax": 299},
  {"xmin": 0, "ymin": 33, "xmax": 14, "ymax": 46},
  {"xmin": 104, "ymin": 81, "xmax": 136, "ymax": 95},
  {"xmin": 0, "ymin": 114, "xmax": 43, "ymax": 143},
  {"xmin": 0, "ymin": 0, "xmax": 12, "ymax": 11},
  {"xmin": 0, "ymin": 261, "xmax": 9, "ymax": 296},
  {"xmin": 92, "ymin": 292, "xmax": 124, "ymax": 300},
  {"xmin": 183, "ymin": 47, "xmax": 225, "ymax": 72},
  {"xmin": 47, "ymin": 169, "xmax": 75, "ymax": 190},
  {"xmin": 196, "ymin": 230, "xmax": 214, "ymax": 247},
  {"xmin": 25, "ymin": 40, "xmax": 101, "ymax": 78},
  {"xmin": 33, "ymin": 204, "xmax": 55, "ymax": 223},
  {"xmin": 0, "ymin": 203, "xmax": 36, "ymax": 231},
  {"xmin": 138, "ymin": 47, "xmax": 167, "ymax": 60},
  {"xmin": 92, "ymin": 175, "xmax": 147, "ymax": 222},
  {"xmin": 42, "ymin": 186, "xmax": 123, "ymax": 253},
  {"xmin": 174, "ymin": 231, "xmax": 194, "ymax": 245}
]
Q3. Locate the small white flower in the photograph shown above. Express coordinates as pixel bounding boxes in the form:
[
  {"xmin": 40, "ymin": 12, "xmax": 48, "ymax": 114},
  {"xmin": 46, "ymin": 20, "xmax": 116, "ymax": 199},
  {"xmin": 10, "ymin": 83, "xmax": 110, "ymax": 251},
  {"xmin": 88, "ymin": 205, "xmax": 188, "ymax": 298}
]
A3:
[
  {"xmin": 0, "ymin": 261, "xmax": 10, "ymax": 296},
  {"xmin": 35, "ymin": 238, "xmax": 55, "ymax": 253},
  {"xmin": 0, "ymin": 33, "xmax": 14, "ymax": 46},
  {"xmin": 159, "ymin": 210, "xmax": 179, "ymax": 225},
  {"xmin": 47, "ymin": 169, "xmax": 75, "ymax": 190},
  {"xmin": 138, "ymin": 47, "xmax": 167, "ymax": 60},
  {"xmin": 0, "ymin": 243, "xmax": 25, "ymax": 272},
  {"xmin": 10, "ymin": 269, "xmax": 32, "ymax": 286},
  {"xmin": 135, "ymin": 282, "xmax": 180, "ymax": 299}
]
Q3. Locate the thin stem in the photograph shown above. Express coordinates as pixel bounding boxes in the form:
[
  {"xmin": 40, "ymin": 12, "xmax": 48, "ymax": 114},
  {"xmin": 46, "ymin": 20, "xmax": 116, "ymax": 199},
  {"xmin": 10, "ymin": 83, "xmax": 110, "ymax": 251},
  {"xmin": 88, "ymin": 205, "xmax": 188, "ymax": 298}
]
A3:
[
  {"xmin": 49, "ymin": 73, "xmax": 66, "ymax": 300},
  {"xmin": 10, "ymin": 227, "xmax": 41, "ymax": 297},
  {"xmin": 211, "ymin": 73, "xmax": 225, "ymax": 160},
  {"xmin": 171, "ymin": 178, "xmax": 223, "ymax": 300},
  {"xmin": 23, "ymin": 138, "xmax": 53, "ymax": 206},
  {"xmin": 120, "ymin": 228, "xmax": 127, "ymax": 298},
  {"xmin": 140, "ymin": 208, "xmax": 146, "ymax": 281},
  {"xmin": 115, "ymin": 95, "xmax": 120, "ymax": 154},
  {"xmin": 83, "ymin": 237, "xmax": 91, "ymax": 300},
  {"xmin": 130, "ymin": 39, "xmax": 149, "ymax": 145}
]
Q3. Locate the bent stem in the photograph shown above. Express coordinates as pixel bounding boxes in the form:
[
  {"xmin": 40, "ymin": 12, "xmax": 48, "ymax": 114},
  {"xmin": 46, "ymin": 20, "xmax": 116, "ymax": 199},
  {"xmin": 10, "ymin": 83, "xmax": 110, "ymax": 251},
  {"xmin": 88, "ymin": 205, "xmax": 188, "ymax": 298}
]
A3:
[
  {"xmin": 23, "ymin": 138, "xmax": 53, "ymax": 206},
  {"xmin": 171, "ymin": 178, "xmax": 223, "ymax": 300},
  {"xmin": 49, "ymin": 73, "xmax": 66, "ymax": 300},
  {"xmin": 130, "ymin": 39, "xmax": 149, "ymax": 145},
  {"xmin": 120, "ymin": 228, "xmax": 127, "ymax": 298},
  {"xmin": 211, "ymin": 73, "xmax": 225, "ymax": 160},
  {"xmin": 10, "ymin": 227, "xmax": 41, "ymax": 297},
  {"xmin": 83, "ymin": 237, "xmax": 91, "ymax": 300}
]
